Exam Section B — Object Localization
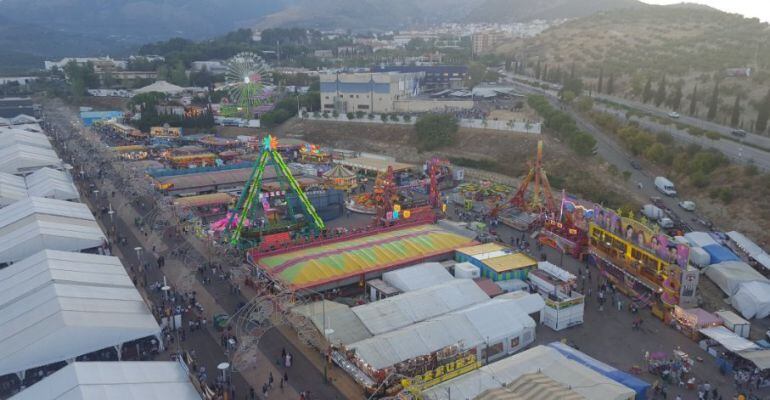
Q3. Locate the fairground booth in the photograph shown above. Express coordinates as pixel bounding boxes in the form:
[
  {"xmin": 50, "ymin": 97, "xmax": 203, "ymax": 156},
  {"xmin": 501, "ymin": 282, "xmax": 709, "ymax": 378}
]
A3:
[
  {"xmin": 455, "ymin": 243, "xmax": 537, "ymax": 282},
  {"xmin": 538, "ymin": 193, "xmax": 591, "ymax": 260},
  {"xmin": 149, "ymin": 126, "xmax": 182, "ymax": 138},
  {"xmin": 110, "ymin": 145, "xmax": 148, "ymax": 160},
  {"xmin": 587, "ymin": 206, "xmax": 700, "ymax": 318}
]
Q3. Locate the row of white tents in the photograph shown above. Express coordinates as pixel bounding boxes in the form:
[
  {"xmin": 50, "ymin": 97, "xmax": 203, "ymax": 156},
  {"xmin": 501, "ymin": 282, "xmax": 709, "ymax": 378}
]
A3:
[
  {"xmin": 679, "ymin": 231, "xmax": 770, "ymax": 320},
  {"xmin": 0, "ymin": 115, "xmax": 200, "ymax": 399}
]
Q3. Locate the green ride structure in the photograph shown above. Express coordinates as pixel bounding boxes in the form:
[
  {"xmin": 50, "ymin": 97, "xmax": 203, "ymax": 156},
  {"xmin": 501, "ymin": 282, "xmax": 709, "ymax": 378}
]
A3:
[{"xmin": 225, "ymin": 135, "xmax": 325, "ymax": 248}]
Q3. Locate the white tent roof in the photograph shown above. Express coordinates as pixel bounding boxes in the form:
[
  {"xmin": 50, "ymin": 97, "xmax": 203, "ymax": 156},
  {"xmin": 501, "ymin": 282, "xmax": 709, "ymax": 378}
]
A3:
[
  {"xmin": 9, "ymin": 114, "xmax": 37, "ymax": 125},
  {"xmin": 381, "ymin": 262, "xmax": 453, "ymax": 292},
  {"xmin": 700, "ymin": 326, "xmax": 760, "ymax": 353},
  {"xmin": 292, "ymin": 300, "xmax": 372, "ymax": 346},
  {"xmin": 727, "ymin": 231, "xmax": 765, "ymax": 257},
  {"xmin": 0, "ymin": 250, "xmax": 160, "ymax": 376},
  {"xmin": 684, "ymin": 232, "xmax": 719, "ymax": 248},
  {"xmin": 352, "ymin": 279, "xmax": 489, "ymax": 335},
  {"xmin": 11, "ymin": 361, "xmax": 200, "ymax": 400},
  {"xmin": 497, "ymin": 291, "xmax": 546, "ymax": 315},
  {"xmin": 0, "ymin": 143, "xmax": 61, "ymax": 174},
  {"xmin": 0, "ymin": 197, "xmax": 105, "ymax": 264},
  {"xmin": 134, "ymin": 80, "xmax": 185, "ymax": 95},
  {"xmin": 26, "ymin": 168, "xmax": 79, "ymax": 201},
  {"xmin": 0, "ymin": 128, "xmax": 53, "ymax": 149},
  {"xmin": 0, "ymin": 172, "xmax": 27, "ymax": 207},
  {"xmin": 705, "ymin": 261, "xmax": 768, "ymax": 296},
  {"xmin": 422, "ymin": 345, "xmax": 635, "ymax": 400},
  {"xmin": 537, "ymin": 261, "xmax": 575, "ymax": 282},
  {"xmin": 348, "ymin": 299, "xmax": 534, "ymax": 370},
  {"xmin": 731, "ymin": 281, "xmax": 770, "ymax": 319}
]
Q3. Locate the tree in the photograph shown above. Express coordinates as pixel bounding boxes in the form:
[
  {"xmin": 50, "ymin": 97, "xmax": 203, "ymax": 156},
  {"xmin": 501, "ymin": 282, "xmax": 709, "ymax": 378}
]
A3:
[
  {"xmin": 597, "ymin": 68, "xmax": 604, "ymax": 94},
  {"xmin": 731, "ymin": 96, "xmax": 742, "ymax": 128},
  {"xmin": 575, "ymin": 96, "xmax": 594, "ymax": 112},
  {"xmin": 535, "ymin": 60, "xmax": 541, "ymax": 80},
  {"xmin": 606, "ymin": 74, "xmax": 615, "ymax": 95},
  {"xmin": 668, "ymin": 82, "xmax": 682, "ymax": 111},
  {"xmin": 642, "ymin": 77, "xmax": 653, "ymax": 103},
  {"xmin": 170, "ymin": 61, "xmax": 188, "ymax": 86},
  {"xmin": 542, "ymin": 64, "xmax": 548, "ymax": 82},
  {"xmin": 414, "ymin": 114, "xmax": 458, "ymax": 151},
  {"xmin": 654, "ymin": 76, "xmax": 667, "ymax": 107},
  {"xmin": 707, "ymin": 82, "xmax": 719, "ymax": 121},
  {"xmin": 689, "ymin": 85, "xmax": 698, "ymax": 116},
  {"xmin": 569, "ymin": 63, "xmax": 576, "ymax": 80},
  {"xmin": 754, "ymin": 89, "xmax": 770, "ymax": 134}
]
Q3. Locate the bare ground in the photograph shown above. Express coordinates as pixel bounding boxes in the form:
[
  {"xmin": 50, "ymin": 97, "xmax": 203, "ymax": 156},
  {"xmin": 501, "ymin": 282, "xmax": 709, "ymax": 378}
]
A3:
[{"xmin": 276, "ymin": 118, "xmax": 644, "ymax": 207}]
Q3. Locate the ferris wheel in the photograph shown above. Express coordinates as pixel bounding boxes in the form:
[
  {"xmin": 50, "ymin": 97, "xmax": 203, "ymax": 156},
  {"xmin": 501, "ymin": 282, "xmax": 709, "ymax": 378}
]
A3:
[{"xmin": 224, "ymin": 52, "xmax": 272, "ymax": 116}]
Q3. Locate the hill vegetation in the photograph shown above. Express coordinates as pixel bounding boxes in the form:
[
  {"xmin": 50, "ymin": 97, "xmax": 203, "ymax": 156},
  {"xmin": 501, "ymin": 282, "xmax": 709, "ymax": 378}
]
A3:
[
  {"xmin": 465, "ymin": 0, "xmax": 641, "ymax": 23},
  {"xmin": 497, "ymin": 5, "xmax": 770, "ymax": 134}
]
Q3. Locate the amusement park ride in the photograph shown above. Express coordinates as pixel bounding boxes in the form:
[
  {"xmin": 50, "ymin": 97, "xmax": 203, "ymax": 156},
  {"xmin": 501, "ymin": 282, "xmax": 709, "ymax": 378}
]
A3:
[
  {"xmin": 371, "ymin": 158, "xmax": 445, "ymax": 225},
  {"xmin": 491, "ymin": 140, "xmax": 556, "ymax": 218},
  {"xmin": 224, "ymin": 135, "xmax": 325, "ymax": 248}
]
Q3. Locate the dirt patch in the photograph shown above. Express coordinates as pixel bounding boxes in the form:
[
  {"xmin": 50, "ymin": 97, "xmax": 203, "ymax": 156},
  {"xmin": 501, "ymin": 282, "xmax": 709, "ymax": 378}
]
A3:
[{"xmin": 277, "ymin": 118, "xmax": 643, "ymax": 209}]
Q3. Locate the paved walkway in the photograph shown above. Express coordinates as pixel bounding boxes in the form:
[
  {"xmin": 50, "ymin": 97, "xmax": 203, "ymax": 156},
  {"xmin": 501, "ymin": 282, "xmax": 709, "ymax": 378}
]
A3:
[{"xmin": 43, "ymin": 106, "xmax": 358, "ymax": 399}]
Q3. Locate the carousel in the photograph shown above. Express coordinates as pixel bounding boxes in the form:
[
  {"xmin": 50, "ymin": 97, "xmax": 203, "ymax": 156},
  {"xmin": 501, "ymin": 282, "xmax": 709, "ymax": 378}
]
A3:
[{"xmin": 324, "ymin": 164, "xmax": 358, "ymax": 191}]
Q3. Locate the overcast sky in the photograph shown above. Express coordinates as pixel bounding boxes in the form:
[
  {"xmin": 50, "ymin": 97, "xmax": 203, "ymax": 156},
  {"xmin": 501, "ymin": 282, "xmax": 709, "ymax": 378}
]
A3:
[{"xmin": 642, "ymin": 1, "xmax": 770, "ymax": 22}]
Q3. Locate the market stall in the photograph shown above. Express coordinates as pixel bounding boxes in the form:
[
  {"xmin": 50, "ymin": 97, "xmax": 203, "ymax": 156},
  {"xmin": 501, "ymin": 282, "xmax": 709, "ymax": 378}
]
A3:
[{"xmin": 671, "ymin": 307, "xmax": 722, "ymax": 340}]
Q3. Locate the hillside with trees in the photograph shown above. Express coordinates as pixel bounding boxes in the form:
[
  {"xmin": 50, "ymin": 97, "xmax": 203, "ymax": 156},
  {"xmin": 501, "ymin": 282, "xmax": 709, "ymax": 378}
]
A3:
[{"xmin": 496, "ymin": 4, "xmax": 770, "ymax": 134}]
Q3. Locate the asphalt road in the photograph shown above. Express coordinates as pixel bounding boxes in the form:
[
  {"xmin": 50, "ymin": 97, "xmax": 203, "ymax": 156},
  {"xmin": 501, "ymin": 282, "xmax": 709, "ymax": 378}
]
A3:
[
  {"xmin": 596, "ymin": 104, "xmax": 770, "ymax": 171},
  {"xmin": 593, "ymin": 92, "xmax": 770, "ymax": 151},
  {"xmin": 503, "ymin": 72, "xmax": 770, "ymax": 171},
  {"xmin": 500, "ymin": 74, "xmax": 714, "ymax": 232}
]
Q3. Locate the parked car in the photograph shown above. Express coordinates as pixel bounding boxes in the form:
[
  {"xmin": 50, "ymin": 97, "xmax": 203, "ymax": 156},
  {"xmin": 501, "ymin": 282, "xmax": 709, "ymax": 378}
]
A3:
[
  {"xmin": 678, "ymin": 200, "xmax": 696, "ymax": 211},
  {"xmin": 630, "ymin": 160, "xmax": 642, "ymax": 170},
  {"xmin": 668, "ymin": 111, "xmax": 680, "ymax": 119},
  {"xmin": 731, "ymin": 129, "xmax": 747, "ymax": 138}
]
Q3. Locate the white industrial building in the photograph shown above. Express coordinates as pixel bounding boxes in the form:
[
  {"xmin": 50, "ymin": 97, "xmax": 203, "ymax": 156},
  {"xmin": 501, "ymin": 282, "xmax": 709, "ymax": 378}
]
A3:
[
  {"xmin": 0, "ymin": 250, "xmax": 162, "ymax": 377},
  {"xmin": 10, "ymin": 362, "xmax": 200, "ymax": 400},
  {"xmin": 422, "ymin": 345, "xmax": 636, "ymax": 400},
  {"xmin": 0, "ymin": 197, "xmax": 105, "ymax": 265}
]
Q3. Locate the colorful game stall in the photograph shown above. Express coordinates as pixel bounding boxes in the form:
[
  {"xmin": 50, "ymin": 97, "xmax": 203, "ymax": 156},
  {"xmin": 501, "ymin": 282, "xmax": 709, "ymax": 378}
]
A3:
[
  {"xmin": 251, "ymin": 224, "xmax": 476, "ymax": 290},
  {"xmin": 455, "ymin": 243, "xmax": 537, "ymax": 282}
]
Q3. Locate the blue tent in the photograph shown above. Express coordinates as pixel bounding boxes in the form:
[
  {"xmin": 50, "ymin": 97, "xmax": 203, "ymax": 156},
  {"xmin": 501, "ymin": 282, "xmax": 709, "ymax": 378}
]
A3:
[
  {"xmin": 703, "ymin": 244, "xmax": 740, "ymax": 264},
  {"xmin": 548, "ymin": 342, "xmax": 649, "ymax": 400}
]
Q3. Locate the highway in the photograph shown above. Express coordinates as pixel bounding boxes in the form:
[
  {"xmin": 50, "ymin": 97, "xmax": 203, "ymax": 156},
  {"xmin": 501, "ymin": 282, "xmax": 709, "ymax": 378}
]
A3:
[
  {"xmin": 592, "ymin": 92, "xmax": 770, "ymax": 151},
  {"xmin": 503, "ymin": 72, "xmax": 770, "ymax": 171},
  {"xmin": 596, "ymin": 105, "xmax": 770, "ymax": 171},
  {"xmin": 500, "ymin": 72, "xmax": 715, "ymax": 232}
]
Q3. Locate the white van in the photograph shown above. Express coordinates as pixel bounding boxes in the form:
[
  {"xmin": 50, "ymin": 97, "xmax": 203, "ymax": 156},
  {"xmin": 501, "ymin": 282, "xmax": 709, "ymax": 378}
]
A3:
[{"xmin": 654, "ymin": 176, "xmax": 677, "ymax": 196}]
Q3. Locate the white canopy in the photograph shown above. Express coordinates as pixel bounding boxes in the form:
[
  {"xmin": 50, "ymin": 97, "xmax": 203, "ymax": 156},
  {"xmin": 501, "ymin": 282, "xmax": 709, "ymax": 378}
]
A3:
[
  {"xmin": 0, "ymin": 197, "xmax": 105, "ymax": 264},
  {"xmin": 348, "ymin": 299, "xmax": 535, "ymax": 371},
  {"xmin": 700, "ymin": 326, "xmax": 760, "ymax": 353},
  {"xmin": 11, "ymin": 361, "xmax": 200, "ymax": 400},
  {"xmin": 684, "ymin": 232, "xmax": 719, "ymax": 248},
  {"xmin": 422, "ymin": 345, "xmax": 635, "ymax": 400},
  {"xmin": 705, "ymin": 261, "xmax": 768, "ymax": 296},
  {"xmin": 727, "ymin": 231, "xmax": 765, "ymax": 257},
  {"xmin": 381, "ymin": 262, "xmax": 453, "ymax": 292},
  {"xmin": 0, "ymin": 250, "xmax": 161, "ymax": 376},
  {"xmin": 0, "ymin": 172, "xmax": 27, "ymax": 206},
  {"xmin": 537, "ymin": 261, "xmax": 575, "ymax": 282},
  {"xmin": 0, "ymin": 128, "xmax": 52, "ymax": 149},
  {"xmin": 498, "ymin": 290, "xmax": 546, "ymax": 315},
  {"xmin": 352, "ymin": 279, "xmax": 489, "ymax": 335},
  {"xmin": 732, "ymin": 281, "xmax": 770, "ymax": 319},
  {"xmin": 134, "ymin": 80, "xmax": 186, "ymax": 95},
  {"xmin": 0, "ymin": 143, "xmax": 61, "ymax": 175},
  {"xmin": 738, "ymin": 350, "xmax": 770, "ymax": 371},
  {"xmin": 25, "ymin": 167, "xmax": 79, "ymax": 201}
]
